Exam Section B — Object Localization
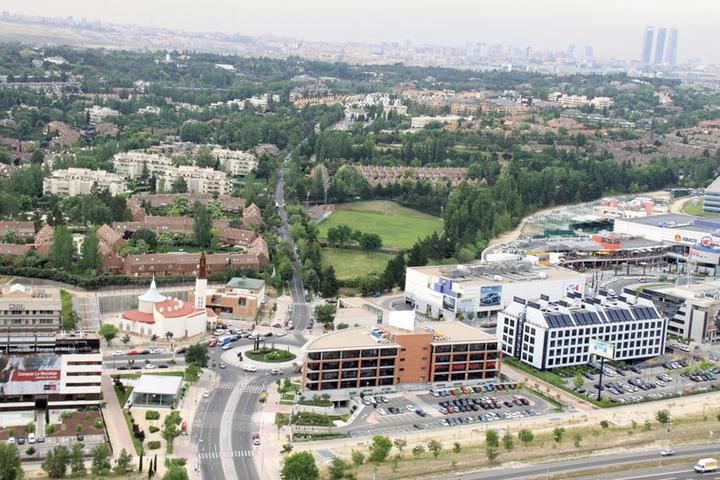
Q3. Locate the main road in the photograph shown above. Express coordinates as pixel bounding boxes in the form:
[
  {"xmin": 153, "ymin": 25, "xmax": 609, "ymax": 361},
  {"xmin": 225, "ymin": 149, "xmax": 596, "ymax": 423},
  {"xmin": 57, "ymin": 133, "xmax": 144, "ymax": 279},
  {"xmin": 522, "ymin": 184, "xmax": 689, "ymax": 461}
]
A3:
[
  {"xmin": 436, "ymin": 443, "xmax": 720, "ymax": 480},
  {"xmin": 195, "ymin": 150, "xmax": 309, "ymax": 480}
]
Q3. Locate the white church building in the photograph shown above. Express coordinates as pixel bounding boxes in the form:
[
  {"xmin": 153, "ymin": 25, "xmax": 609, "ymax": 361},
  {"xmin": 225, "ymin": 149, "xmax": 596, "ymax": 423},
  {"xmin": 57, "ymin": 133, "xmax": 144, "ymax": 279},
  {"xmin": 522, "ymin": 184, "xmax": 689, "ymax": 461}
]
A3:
[{"xmin": 113, "ymin": 253, "xmax": 216, "ymax": 338}]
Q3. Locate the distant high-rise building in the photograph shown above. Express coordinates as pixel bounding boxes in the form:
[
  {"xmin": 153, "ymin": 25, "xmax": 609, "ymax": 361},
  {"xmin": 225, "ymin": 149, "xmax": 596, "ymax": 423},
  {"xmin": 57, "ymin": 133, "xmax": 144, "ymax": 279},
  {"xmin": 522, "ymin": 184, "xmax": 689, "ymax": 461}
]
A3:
[
  {"xmin": 567, "ymin": 44, "xmax": 575, "ymax": 59},
  {"xmin": 654, "ymin": 27, "xmax": 667, "ymax": 64},
  {"xmin": 584, "ymin": 45, "xmax": 594, "ymax": 60},
  {"xmin": 641, "ymin": 26, "xmax": 654, "ymax": 63},
  {"xmin": 664, "ymin": 28, "xmax": 678, "ymax": 65}
]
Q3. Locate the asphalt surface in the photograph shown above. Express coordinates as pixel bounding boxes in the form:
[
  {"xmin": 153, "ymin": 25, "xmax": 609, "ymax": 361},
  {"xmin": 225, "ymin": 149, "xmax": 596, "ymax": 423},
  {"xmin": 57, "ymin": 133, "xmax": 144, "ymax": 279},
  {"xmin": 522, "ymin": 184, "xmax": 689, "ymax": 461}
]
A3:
[
  {"xmin": 194, "ymin": 151, "xmax": 309, "ymax": 480},
  {"xmin": 439, "ymin": 443, "xmax": 720, "ymax": 480}
]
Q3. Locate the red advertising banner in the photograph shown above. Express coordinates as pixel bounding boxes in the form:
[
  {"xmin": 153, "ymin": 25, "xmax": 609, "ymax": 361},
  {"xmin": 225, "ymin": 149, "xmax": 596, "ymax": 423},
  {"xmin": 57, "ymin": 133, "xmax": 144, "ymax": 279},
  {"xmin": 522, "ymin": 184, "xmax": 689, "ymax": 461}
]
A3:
[{"xmin": 11, "ymin": 370, "xmax": 61, "ymax": 382}]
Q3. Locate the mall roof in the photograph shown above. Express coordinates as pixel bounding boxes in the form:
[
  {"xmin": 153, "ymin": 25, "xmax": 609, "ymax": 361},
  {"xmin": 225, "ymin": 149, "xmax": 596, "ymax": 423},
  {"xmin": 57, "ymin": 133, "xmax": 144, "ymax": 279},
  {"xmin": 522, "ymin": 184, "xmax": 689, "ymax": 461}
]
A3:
[
  {"xmin": 410, "ymin": 262, "xmax": 579, "ymax": 284},
  {"xmin": 133, "ymin": 374, "xmax": 182, "ymax": 396},
  {"xmin": 619, "ymin": 213, "xmax": 720, "ymax": 233}
]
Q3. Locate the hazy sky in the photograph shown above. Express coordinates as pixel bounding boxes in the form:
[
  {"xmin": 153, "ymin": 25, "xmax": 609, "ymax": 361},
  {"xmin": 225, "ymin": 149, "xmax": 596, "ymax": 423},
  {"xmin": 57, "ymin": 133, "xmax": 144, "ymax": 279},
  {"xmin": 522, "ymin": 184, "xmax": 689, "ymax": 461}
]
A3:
[{"xmin": 3, "ymin": 0, "xmax": 719, "ymax": 62}]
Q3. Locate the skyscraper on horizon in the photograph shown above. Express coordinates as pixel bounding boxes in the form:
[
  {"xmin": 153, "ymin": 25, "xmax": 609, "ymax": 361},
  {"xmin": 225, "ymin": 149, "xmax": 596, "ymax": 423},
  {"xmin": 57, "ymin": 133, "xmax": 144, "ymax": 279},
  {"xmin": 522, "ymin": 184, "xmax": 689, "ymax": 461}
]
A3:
[
  {"xmin": 664, "ymin": 28, "xmax": 678, "ymax": 65},
  {"xmin": 641, "ymin": 26, "xmax": 654, "ymax": 63},
  {"xmin": 654, "ymin": 27, "xmax": 667, "ymax": 64}
]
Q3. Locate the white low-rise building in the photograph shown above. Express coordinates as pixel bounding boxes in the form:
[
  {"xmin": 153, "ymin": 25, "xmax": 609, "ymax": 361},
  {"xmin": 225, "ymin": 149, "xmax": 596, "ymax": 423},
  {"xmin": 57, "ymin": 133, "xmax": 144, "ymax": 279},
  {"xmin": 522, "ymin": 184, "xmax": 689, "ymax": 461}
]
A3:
[
  {"xmin": 43, "ymin": 168, "xmax": 127, "ymax": 197},
  {"xmin": 404, "ymin": 261, "xmax": 587, "ymax": 321},
  {"xmin": 162, "ymin": 165, "xmax": 232, "ymax": 195},
  {"xmin": 212, "ymin": 148, "xmax": 258, "ymax": 176},
  {"xmin": 114, "ymin": 151, "xmax": 174, "ymax": 179},
  {"xmin": 498, "ymin": 292, "xmax": 667, "ymax": 369},
  {"xmin": 85, "ymin": 105, "xmax": 120, "ymax": 125}
]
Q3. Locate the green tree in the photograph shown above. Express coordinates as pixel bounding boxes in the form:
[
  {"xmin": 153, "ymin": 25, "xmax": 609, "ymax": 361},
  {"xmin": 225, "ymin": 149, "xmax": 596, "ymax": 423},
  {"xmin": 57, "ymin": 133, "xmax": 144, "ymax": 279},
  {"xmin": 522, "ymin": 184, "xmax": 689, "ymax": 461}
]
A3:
[
  {"xmin": 486, "ymin": 429, "xmax": 499, "ymax": 448},
  {"xmin": 553, "ymin": 427, "xmax": 565, "ymax": 443},
  {"xmin": 411, "ymin": 445, "xmax": 425, "ymax": 457},
  {"xmin": 573, "ymin": 432, "xmax": 582, "ymax": 448},
  {"xmin": 121, "ymin": 335, "xmax": 131, "ymax": 345},
  {"xmin": 162, "ymin": 465, "xmax": 188, "ymax": 480},
  {"xmin": 50, "ymin": 225, "xmax": 74, "ymax": 269},
  {"xmin": 80, "ymin": 227, "xmax": 101, "ymax": 271},
  {"xmin": 114, "ymin": 449, "xmax": 133, "ymax": 474},
  {"xmin": 91, "ymin": 443, "xmax": 111, "ymax": 476},
  {"xmin": 320, "ymin": 266, "xmax": 339, "ymax": 298},
  {"xmin": 359, "ymin": 233, "xmax": 383, "ymax": 254},
  {"xmin": 281, "ymin": 451, "xmax": 319, "ymax": 480},
  {"xmin": 327, "ymin": 457, "xmax": 350, "ymax": 480},
  {"xmin": 600, "ymin": 420, "xmax": 610, "ymax": 430},
  {"xmin": 162, "ymin": 413, "xmax": 182, "ymax": 453},
  {"xmin": 427, "ymin": 439, "xmax": 442, "ymax": 459},
  {"xmin": 452, "ymin": 442, "xmax": 461, "ymax": 454},
  {"xmin": 656, "ymin": 410, "xmax": 670, "ymax": 426},
  {"xmin": 518, "ymin": 429, "xmax": 534, "ymax": 446},
  {"xmin": 171, "ymin": 176, "xmax": 188, "ymax": 193},
  {"xmin": 573, "ymin": 374, "xmax": 584, "ymax": 390},
  {"xmin": 314, "ymin": 305, "xmax": 336, "ymax": 328},
  {"xmin": 192, "ymin": 201, "xmax": 213, "ymax": 248},
  {"xmin": 132, "ymin": 229, "xmax": 158, "ymax": 250},
  {"xmin": 393, "ymin": 438, "xmax": 407, "ymax": 456},
  {"xmin": 368, "ymin": 435, "xmax": 392, "ymax": 463},
  {"xmin": 195, "ymin": 147, "xmax": 216, "ymax": 168},
  {"xmin": 70, "ymin": 443, "xmax": 86, "ymax": 477},
  {"xmin": 486, "ymin": 446, "xmax": 498, "ymax": 462},
  {"xmin": 502, "ymin": 430, "xmax": 514, "ymax": 450},
  {"xmin": 185, "ymin": 343, "xmax": 209, "ymax": 367},
  {"xmin": 2, "ymin": 229, "xmax": 16, "ymax": 244},
  {"xmin": 99, "ymin": 324, "xmax": 119, "ymax": 346},
  {"xmin": 42, "ymin": 445, "xmax": 69, "ymax": 478},
  {"xmin": 0, "ymin": 443, "xmax": 22, "ymax": 480}
]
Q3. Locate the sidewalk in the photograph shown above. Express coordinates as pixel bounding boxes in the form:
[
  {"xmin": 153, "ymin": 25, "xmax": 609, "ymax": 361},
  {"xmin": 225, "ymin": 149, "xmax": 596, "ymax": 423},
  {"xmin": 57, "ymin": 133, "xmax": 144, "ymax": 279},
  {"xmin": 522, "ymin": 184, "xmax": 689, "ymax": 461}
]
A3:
[
  {"xmin": 176, "ymin": 369, "xmax": 219, "ymax": 480},
  {"xmin": 254, "ymin": 383, "xmax": 283, "ymax": 480},
  {"xmin": 101, "ymin": 374, "xmax": 136, "ymax": 459},
  {"xmin": 503, "ymin": 364, "xmax": 595, "ymax": 412}
]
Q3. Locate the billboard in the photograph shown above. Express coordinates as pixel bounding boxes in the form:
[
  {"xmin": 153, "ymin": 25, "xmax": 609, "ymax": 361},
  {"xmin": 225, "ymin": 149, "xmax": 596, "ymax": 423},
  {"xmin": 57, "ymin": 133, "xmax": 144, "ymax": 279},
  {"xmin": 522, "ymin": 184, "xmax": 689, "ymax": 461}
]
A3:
[
  {"xmin": 479, "ymin": 285, "xmax": 502, "ymax": 307},
  {"xmin": 564, "ymin": 280, "xmax": 583, "ymax": 297},
  {"xmin": 442, "ymin": 295, "xmax": 457, "ymax": 312},
  {"xmin": 0, "ymin": 355, "xmax": 61, "ymax": 396},
  {"xmin": 689, "ymin": 246, "xmax": 720, "ymax": 265},
  {"xmin": 589, "ymin": 339, "xmax": 615, "ymax": 360}
]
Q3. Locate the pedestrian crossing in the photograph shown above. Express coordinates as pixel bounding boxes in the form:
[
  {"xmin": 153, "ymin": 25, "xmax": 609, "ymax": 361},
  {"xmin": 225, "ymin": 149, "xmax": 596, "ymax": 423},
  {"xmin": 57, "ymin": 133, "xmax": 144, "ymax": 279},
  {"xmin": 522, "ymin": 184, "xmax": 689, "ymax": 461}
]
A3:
[
  {"xmin": 214, "ymin": 383, "xmax": 265, "ymax": 393},
  {"xmin": 198, "ymin": 450, "xmax": 254, "ymax": 460}
]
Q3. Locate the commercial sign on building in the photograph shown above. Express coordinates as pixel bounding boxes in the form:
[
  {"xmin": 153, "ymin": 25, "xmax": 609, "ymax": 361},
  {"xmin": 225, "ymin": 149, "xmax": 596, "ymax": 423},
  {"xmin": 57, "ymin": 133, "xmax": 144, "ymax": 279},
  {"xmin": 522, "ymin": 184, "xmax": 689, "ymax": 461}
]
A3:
[
  {"xmin": 479, "ymin": 285, "xmax": 502, "ymax": 307},
  {"xmin": 0, "ymin": 355, "xmax": 61, "ymax": 395},
  {"xmin": 589, "ymin": 339, "xmax": 615, "ymax": 360},
  {"xmin": 689, "ymin": 245, "xmax": 720, "ymax": 265}
]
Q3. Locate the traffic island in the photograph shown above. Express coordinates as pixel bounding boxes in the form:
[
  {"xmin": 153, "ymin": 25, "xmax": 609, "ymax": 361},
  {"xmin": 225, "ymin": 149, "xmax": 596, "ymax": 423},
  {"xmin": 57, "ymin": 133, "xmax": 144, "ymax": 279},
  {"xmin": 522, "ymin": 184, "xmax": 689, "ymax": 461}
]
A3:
[{"xmin": 245, "ymin": 347, "xmax": 296, "ymax": 363}]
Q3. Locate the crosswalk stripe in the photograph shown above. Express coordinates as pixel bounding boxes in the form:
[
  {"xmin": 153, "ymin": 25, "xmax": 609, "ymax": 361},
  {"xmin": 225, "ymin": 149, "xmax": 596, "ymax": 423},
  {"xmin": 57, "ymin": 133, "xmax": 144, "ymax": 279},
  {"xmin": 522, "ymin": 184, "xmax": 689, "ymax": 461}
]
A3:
[
  {"xmin": 215, "ymin": 383, "xmax": 264, "ymax": 392},
  {"xmin": 199, "ymin": 450, "xmax": 254, "ymax": 459}
]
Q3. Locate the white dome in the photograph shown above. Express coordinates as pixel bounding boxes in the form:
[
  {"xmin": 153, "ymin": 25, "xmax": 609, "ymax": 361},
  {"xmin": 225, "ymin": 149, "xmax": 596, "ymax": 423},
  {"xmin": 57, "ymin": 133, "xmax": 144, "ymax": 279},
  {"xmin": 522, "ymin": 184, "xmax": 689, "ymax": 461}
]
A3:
[{"xmin": 138, "ymin": 278, "xmax": 167, "ymax": 304}]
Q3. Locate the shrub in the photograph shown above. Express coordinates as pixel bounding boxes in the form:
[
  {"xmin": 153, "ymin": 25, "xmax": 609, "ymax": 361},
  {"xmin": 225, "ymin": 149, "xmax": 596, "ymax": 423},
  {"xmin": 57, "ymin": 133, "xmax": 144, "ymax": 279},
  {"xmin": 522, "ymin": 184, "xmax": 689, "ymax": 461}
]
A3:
[
  {"xmin": 147, "ymin": 441, "xmax": 161, "ymax": 450},
  {"xmin": 25, "ymin": 422, "xmax": 35, "ymax": 433},
  {"xmin": 94, "ymin": 419, "xmax": 104, "ymax": 429},
  {"xmin": 26, "ymin": 447, "xmax": 36, "ymax": 456},
  {"xmin": 149, "ymin": 426, "xmax": 159, "ymax": 433},
  {"xmin": 45, "ymin": 424, "xmax": 56, "ymax": 434},
  {"xmin": 145, "ymin": 411, "xmax": 161, "ymax": 420}
]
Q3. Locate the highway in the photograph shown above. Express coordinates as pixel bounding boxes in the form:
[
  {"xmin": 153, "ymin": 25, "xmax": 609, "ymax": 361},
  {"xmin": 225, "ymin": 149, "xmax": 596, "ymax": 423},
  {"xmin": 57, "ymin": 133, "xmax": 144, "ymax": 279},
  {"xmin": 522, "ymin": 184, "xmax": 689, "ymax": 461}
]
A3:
[{"xmin": 437, "ymin": 443, "xmax": 720, "ymax": 480}]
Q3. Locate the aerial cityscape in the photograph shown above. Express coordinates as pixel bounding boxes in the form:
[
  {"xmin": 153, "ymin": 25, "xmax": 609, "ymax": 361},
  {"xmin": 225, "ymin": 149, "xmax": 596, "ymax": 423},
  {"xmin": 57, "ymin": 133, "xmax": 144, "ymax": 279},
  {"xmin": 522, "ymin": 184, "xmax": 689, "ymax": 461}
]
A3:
[{"xmin": 0, "ymin": 1, "xmax": 720, "ymax": 480}]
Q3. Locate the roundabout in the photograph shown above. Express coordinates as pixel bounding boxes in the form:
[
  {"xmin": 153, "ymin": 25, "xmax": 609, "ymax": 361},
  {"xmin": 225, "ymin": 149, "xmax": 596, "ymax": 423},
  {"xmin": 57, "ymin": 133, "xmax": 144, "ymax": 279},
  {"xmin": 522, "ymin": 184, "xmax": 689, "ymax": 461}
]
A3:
[{"xmin": 220, "ymin": 342, "xmax": 304, "ymax": 371}]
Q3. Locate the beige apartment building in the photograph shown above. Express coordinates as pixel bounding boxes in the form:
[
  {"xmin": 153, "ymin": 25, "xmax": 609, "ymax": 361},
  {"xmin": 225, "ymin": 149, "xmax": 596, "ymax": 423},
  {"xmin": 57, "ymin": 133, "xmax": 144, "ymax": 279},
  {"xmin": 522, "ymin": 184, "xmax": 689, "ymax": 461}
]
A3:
[
  {"xmin": 212, "ymin": 148, "xmax": 258, "ymax": 176},
  {"xmin": 43, "ymin": 168, "xmax": 127, "ymax": 197},
  {"xmin": 0, "ymin": 284, "xmax": 62, "ymax": 333}
]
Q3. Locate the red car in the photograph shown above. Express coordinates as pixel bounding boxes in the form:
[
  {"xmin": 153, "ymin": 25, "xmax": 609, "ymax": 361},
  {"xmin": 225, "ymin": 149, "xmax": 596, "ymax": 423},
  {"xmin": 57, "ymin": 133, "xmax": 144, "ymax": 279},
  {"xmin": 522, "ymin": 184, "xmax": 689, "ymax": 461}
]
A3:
[{"xmin": 127, "ymin": 350, "xmax": 139, "ymax": 356}]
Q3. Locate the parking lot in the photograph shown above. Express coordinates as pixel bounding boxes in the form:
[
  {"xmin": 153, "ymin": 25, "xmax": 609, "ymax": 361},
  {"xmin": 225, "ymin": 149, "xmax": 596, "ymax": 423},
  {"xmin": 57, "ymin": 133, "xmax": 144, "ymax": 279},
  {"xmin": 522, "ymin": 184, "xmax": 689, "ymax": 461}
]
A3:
[
  {"xmin": 570, "ymin": 358, "xmax": 720, "ymax": 404},
  {"xmin": 341, "ymin": 384, "xmax": 553, "ymax": 437}
]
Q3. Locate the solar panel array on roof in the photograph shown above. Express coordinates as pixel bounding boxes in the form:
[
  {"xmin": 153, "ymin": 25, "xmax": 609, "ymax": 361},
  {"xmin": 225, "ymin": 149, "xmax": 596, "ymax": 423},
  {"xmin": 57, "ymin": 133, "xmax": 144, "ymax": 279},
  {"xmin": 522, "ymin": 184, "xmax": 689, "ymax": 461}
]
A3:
[
  {"xmin": 605, "ymin": 309, "xmax": 633, "ymax": 322},
  {"xmin": 571, "ymin": 310, "xmax": 601, "ymax": 325},
  {"xmin": 545, "ymin": 313, "xmax": 574, "ymax": 328},
  {"xmin": 631, "ymin": 306, "xmax": 658, "ymax": 320}
]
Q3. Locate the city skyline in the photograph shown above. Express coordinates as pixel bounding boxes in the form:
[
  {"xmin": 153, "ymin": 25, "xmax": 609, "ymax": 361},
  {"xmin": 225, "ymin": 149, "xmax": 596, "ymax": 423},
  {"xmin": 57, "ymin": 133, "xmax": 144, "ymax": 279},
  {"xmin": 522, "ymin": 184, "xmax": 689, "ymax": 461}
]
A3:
[{"xmin": 1, "ymin": 0, "xmax": 719, "ymax": 63}]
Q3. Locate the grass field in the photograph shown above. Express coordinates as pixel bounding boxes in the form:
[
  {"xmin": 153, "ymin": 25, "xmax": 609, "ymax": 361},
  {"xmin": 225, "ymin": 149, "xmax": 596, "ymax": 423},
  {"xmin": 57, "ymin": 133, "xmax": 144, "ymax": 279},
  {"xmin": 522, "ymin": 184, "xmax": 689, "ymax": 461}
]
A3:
[
  {"xmin": 682, "ymin": 198, "xmax": 714, "ymax": 217},
  {"xmin": 321, "ymin": 247, "xmax": 395, "ymax": 280},
  {"xmin": 318, "ymin": 200, "xmax": 442, "ymax": 250}
]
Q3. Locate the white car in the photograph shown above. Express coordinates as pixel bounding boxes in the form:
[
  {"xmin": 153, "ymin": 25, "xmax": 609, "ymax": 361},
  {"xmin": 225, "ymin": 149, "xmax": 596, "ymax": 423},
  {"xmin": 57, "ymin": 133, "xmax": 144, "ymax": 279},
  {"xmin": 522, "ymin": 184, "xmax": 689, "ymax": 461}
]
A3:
[
  {"xmin": 7, "ymin": 437, "xmax": 15, "ymax": 445},
  {"xmin": 377, "ymin": 408, "xmax": 387, "ymax": 416},
  {"xmin": 203, "ymin": 390, "xmax": 210, "ymax": 398},
  {"xmin": 222, "ymin": 344, "xmax": 232, "ymax": 351},
  {"xmin": 406, "ymin": 405, "xmax": 416, "ymax": 412},
  {"xmin": 111, "ymin": 351, "xmax": 124, "ymax": 356},
  {"xmin": 27, "ymin": 433, "xmax": 35, "ymax": 444},
  {"xmin": 144, "ymin": 364, "xmax": 157, "ymax": 369},
  {"xmin": 243, "ymin": 365, "xmax": 257, "ymax": 372},
  {"xmin": 660, "ymin": 447, "xmax": 674, "ymax": 457},
  {"xmin": 149, "ymin": 348, "xmax": 164, "ymax": 354},
  {"xmin": 276, "ymin": 331, "xmax": 287, "ymax": 337}
]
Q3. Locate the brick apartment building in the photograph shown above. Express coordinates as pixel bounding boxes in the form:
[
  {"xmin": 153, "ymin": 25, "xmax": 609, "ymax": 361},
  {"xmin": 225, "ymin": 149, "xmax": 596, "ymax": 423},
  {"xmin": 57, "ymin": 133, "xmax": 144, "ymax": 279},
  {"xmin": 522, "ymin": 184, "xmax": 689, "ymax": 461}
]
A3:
[{"xmin": 302, "ymin": 314, "xmax": 500, "ymax": 402}]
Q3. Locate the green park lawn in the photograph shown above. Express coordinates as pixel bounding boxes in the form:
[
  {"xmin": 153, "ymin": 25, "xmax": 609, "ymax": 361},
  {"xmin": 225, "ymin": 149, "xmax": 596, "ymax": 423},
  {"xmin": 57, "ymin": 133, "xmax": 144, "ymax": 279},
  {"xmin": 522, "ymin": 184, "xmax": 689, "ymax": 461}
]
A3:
[
  {"xmin": 318, "ymin": 200, "xmax": 442, "ymax": 250},
  {"xmin": 321, "ymin": 247, "xmax": 395, "ymax": 281}
]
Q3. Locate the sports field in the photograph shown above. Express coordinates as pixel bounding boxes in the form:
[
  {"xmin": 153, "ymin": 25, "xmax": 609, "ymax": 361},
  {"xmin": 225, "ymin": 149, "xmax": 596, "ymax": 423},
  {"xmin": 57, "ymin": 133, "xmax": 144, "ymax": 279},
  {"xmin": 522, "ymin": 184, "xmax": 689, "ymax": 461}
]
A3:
[
  {"xmin": 321, "ymin": 248, "xmax": 395, "ymax": 281},
  {"xmin": 318, "ymin": 200, "xmax": 442, "ymax": 250}
]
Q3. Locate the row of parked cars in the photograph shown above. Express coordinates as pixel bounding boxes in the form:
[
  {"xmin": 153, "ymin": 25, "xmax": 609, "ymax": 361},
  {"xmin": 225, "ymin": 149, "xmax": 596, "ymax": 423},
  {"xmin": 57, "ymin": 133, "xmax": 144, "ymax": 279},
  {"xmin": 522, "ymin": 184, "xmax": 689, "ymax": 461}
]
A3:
[
  {"xmin": 438, "ymin": 395, "xmax": 529, "ymax": 415},
  {"xmin": 416, "ymin": 409, "xmax": 541, "ymax": 430},
  {"xmin": 429, "ymin": 383, "xmax": 517, "ymax": 397}
]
